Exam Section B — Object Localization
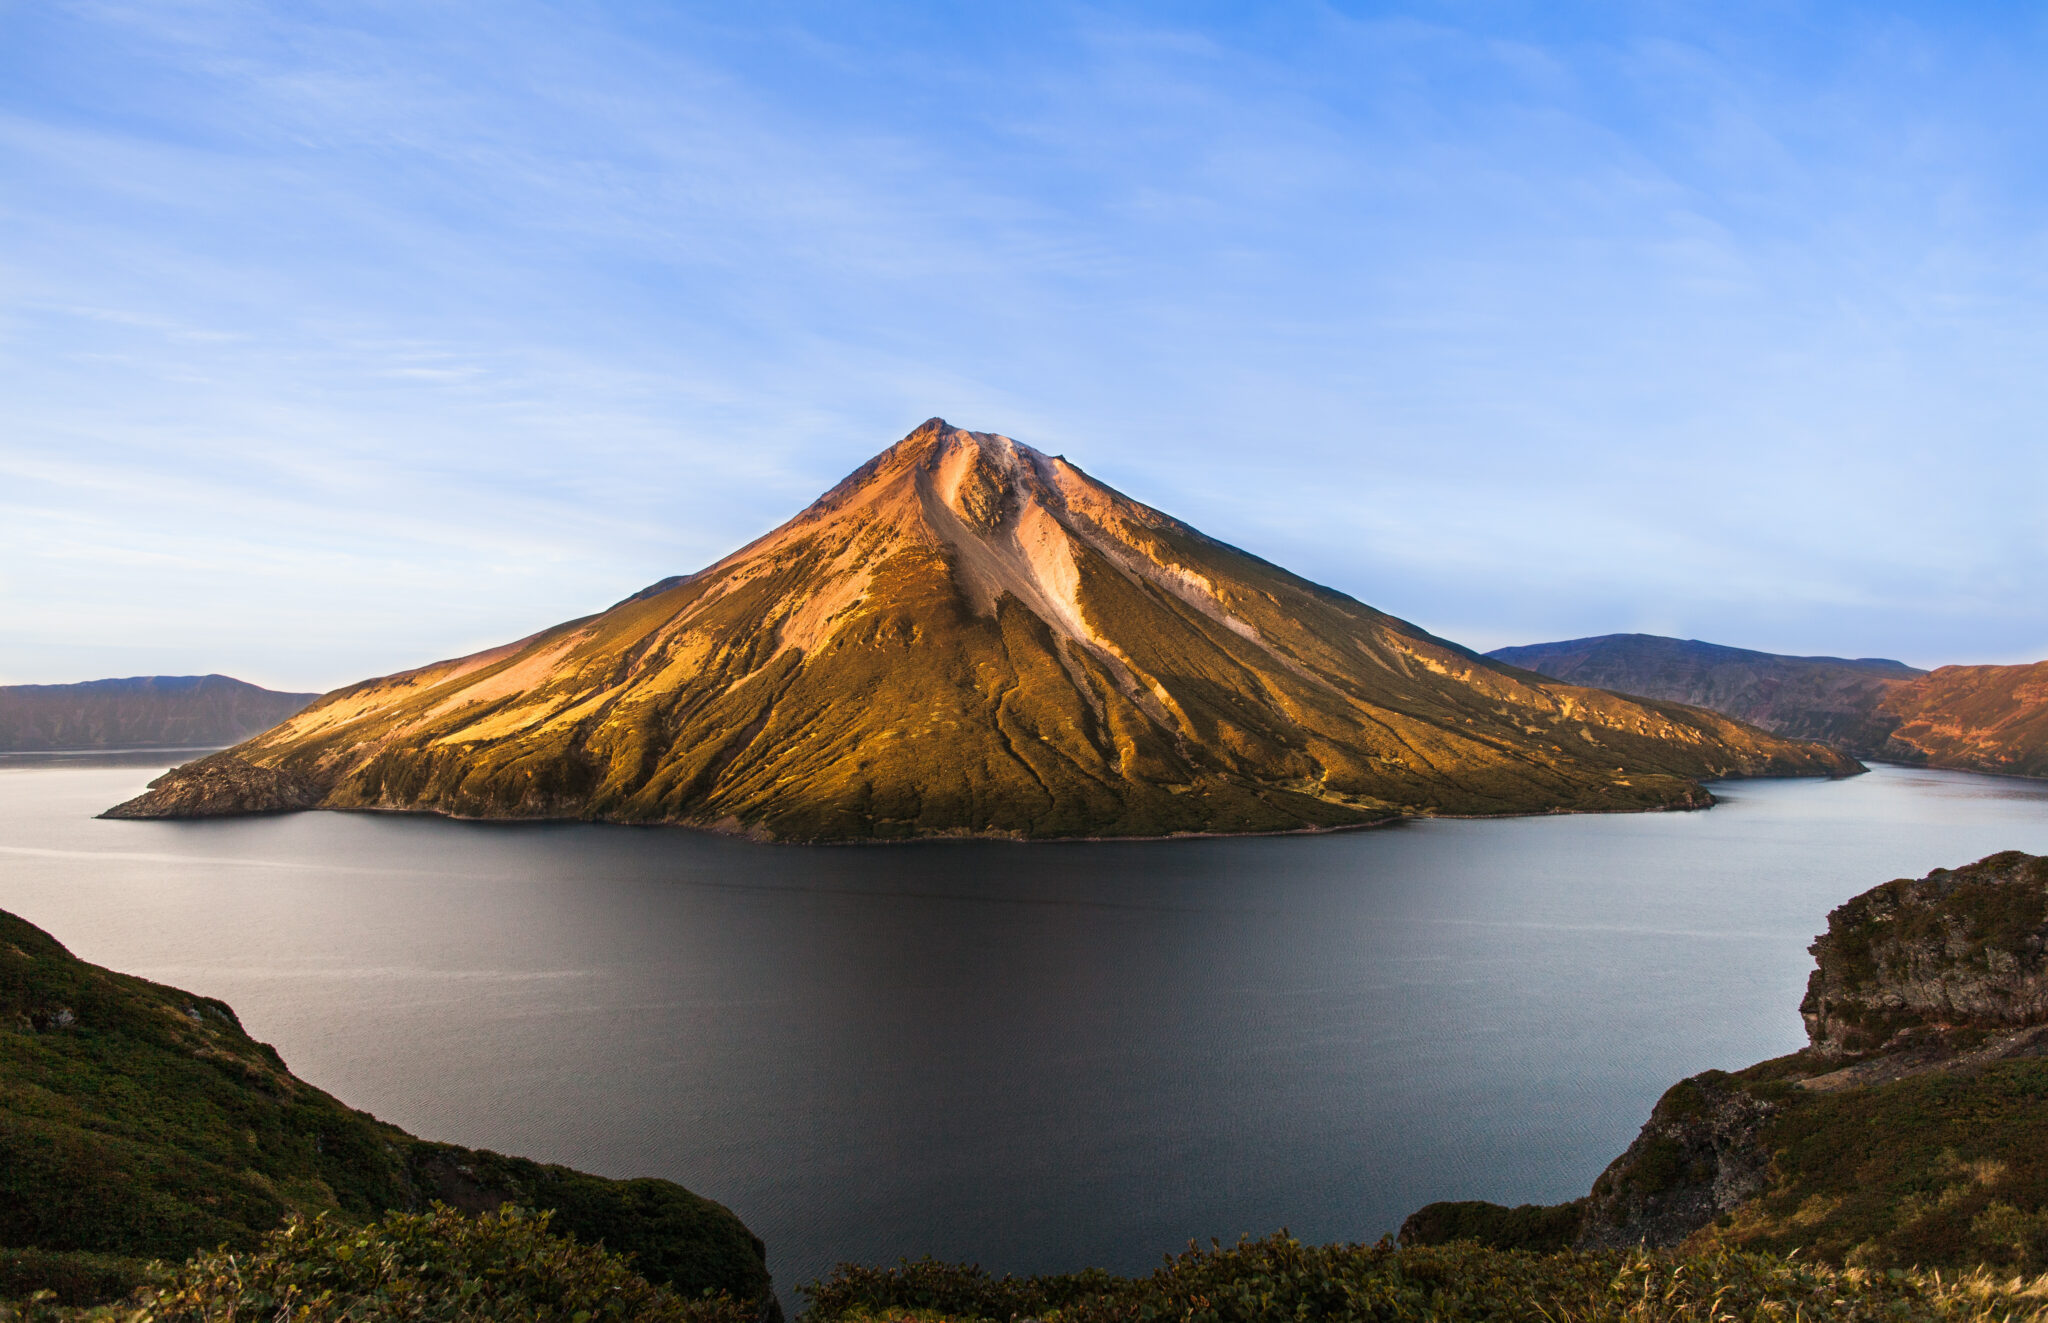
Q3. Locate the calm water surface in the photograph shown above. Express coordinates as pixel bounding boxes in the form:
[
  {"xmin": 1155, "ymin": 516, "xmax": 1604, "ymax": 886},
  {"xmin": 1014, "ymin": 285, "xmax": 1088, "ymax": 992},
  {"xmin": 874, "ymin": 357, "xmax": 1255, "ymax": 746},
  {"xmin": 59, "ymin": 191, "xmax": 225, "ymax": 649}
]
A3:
[{"xmin": 3, "ymin": 760, "xmax": 2047, "ymax": 1292}]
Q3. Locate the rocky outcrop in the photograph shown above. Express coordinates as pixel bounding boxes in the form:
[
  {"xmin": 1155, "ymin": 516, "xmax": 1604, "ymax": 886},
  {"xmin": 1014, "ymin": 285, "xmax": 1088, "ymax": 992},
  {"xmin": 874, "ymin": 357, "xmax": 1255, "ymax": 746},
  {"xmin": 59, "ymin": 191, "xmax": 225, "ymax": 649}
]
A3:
[
  {"xmin": 1800, "ymin": 850, "xmax": 2048, "ymax": 1058},
  {"xmin": 98, "ymin": 752, "xmax": 325, "ymax": 819},
  {"xmin": 1574, "ymin": 1072, "xmax": 1777, "ymax": 1250},
  {"xmin": 1403, "ymin": 851, "xmax": 2048, "ymax": 1265}
]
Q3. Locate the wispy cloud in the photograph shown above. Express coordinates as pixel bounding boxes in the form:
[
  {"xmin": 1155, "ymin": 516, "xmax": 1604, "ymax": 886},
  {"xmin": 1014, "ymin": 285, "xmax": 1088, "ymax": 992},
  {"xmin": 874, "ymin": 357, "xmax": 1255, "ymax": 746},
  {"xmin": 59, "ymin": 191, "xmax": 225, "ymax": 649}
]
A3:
[{"xmin": 4, "ymin": 0, "xmax": 2047, "ymax": 684}]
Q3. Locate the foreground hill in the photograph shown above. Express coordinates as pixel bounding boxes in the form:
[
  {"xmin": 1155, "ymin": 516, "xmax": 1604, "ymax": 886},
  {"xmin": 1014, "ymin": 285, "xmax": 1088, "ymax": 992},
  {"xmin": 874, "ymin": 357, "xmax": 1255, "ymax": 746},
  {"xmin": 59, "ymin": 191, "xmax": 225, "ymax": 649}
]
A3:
[
  {"xmin": 0, "ymin": 676, "xmax": 315, "ymax": 752},
  {"xmin": 1485, "ymin": 635, "xmax": 1924, "ymax": 751},
  {"xmin": 1494, "ymin": 634, "xmax": 2048, "ymax": 778},
  {"xmin": 1405, "ymin": 850, "xmax": 2048, "ymax": 1270},
  {"xmin": 0, "ymin": 906, "xmax": 772, "ymax": 1307},
  {"xmin": 104, "ymin": 421, "xmax": 1853, "ymax": 839}
]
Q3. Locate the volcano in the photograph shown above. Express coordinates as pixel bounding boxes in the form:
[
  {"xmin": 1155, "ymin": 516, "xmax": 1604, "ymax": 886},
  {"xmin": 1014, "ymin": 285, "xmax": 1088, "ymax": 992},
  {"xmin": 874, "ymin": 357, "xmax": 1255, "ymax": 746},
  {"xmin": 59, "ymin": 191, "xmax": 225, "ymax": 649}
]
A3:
[{"xmin": 108, "ymin": 419, "xmax": 1858, "ymax": 837}]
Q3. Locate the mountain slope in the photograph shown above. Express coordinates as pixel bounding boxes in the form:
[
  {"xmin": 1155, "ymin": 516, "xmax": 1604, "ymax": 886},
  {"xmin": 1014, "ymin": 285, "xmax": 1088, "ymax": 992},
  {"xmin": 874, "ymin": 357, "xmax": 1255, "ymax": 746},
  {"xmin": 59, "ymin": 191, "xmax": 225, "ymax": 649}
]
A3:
[
  {"xmin": 1492, "ymin": 634, "xmax": 2048, "ymax": 778},
  {"xmin": 1875, "ymin": 661, "xmax": 2048, "ymax": 778},
  {"xmin": 109, "ymin": 421, "xmax": 1855, "ymax": 839},
  {"xmin": 0, "ymin": 676, "xmax": 317, "ymax": 752},
  {"xmin": 1486, "ymin": 635, "xmax": 1924, "ymax": 751},
  {"xmin": 0, "ymin": 907, "xmax": 772, "ymax": 1304}
]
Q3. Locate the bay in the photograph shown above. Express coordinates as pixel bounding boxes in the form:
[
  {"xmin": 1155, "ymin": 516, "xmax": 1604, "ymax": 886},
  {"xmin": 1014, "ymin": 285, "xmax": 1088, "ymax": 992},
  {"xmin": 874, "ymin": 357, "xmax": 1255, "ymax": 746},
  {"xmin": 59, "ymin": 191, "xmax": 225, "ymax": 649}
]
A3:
[{"xmin": 3, "ymin": 758, "xmax": 2046, "ymax": 1294}]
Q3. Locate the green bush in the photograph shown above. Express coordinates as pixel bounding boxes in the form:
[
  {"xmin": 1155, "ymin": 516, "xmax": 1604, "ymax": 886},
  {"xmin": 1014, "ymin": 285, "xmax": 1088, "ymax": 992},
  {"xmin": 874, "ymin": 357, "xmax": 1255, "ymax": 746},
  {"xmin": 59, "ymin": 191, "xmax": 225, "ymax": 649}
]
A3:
[
  {"xmin": 804, "ymin": 1257, "xmax": 1117, "ymax": 1322},
  {"xmin": 0, "ymin": 1251, "xmax": 155, "ymax": 1308},
  {"xmin": 1397, "ymin": 1199, "xmax": 1584, "ymax": 1252},
  {"xmin": 0, "ymin": 1204, "xmax": 754, "ymax": 1323}
]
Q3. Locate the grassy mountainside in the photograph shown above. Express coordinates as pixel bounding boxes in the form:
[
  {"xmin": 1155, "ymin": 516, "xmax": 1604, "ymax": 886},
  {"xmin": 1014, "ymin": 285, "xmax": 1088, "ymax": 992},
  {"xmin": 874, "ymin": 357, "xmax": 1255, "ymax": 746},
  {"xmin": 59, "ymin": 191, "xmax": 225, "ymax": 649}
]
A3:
[
  {"xmin": 109, "ymin": 421, "xmax": 1854, "ymax": 839},
  {"xmin": 1404, "ymin": 852, "xmax": 2048, "ymax": 1272},
  {"xmin": 0, "ymin": 676, "xmax": 316, "ymax": 753},
  {"xmin": 1486, "ymin": 634, "xmax": 1923, "ymax": 751},
  {"xmin": 0, "ymin": 906, "xmax": 771, "ymax": 1306}
]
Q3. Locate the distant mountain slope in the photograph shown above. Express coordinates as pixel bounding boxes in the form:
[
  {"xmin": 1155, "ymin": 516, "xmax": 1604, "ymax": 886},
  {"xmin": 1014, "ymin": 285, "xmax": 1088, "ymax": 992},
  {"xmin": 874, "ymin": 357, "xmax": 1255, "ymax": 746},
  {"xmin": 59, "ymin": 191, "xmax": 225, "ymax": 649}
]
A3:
[
  {"xmin": 0, "ymin": 905, "xmax": 772, "ymax": 1305},
  {"xmin": 1486, "ymin": 635, "xmax": 1925, "ymax": 751},
  {"xmin": 0, "ymin": 676, "xmax": 316, "ymax": 752},
  {"xmin": 108, "ymin": 421, "xmax": 1855, "ymax": 838},
  {"xmin": 1491, "ymin": 634, "xmax": 2048, "ymax": 778},
  {"xmin": 1876, "ymin": 660, "xmax": 2048, "ymax": 778}
]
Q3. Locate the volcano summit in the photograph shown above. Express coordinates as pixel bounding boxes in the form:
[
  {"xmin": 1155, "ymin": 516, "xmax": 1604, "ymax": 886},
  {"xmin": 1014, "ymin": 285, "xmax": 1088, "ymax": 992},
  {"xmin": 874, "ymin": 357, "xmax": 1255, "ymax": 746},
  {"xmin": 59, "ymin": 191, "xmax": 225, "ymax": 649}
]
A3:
[{"xmin": 109, "ymin": 420, "xmax": 1857, "ymax": 838}]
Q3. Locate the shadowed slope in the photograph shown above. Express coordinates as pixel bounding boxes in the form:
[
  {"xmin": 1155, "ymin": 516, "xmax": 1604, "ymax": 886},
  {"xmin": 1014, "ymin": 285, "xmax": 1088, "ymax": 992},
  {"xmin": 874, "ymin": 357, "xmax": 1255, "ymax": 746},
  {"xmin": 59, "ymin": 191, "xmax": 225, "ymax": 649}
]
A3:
[
  {"xmin": 0, "ymin": 676, "xmax": 316, "ymax": 752},
  {"xmin": 0, "ymin": 908, "xmax": 771, "ymax": 1302},
  {"xmin": 110, "ymin": 421, "xmax": 1856, "ymax": 839}
]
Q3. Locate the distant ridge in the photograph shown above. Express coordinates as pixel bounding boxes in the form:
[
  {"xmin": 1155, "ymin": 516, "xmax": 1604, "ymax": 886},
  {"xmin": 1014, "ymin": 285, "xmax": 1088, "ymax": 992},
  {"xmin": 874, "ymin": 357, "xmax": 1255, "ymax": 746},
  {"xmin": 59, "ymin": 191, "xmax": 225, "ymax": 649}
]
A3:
[
  {"xmin": 1487, "ymin": 634, "xmax": 1924, "ymax": 751},
  {"xmin": 1491, "ymin": 633, "xmax": 2048, "ymax": 778},
  {"xmin": 107, "ymin": 420, "xmax": 1856, "ymax": 837},
  {"xmin": 0, "ymin": 675, "xmax": 318, "ymax": 752}
]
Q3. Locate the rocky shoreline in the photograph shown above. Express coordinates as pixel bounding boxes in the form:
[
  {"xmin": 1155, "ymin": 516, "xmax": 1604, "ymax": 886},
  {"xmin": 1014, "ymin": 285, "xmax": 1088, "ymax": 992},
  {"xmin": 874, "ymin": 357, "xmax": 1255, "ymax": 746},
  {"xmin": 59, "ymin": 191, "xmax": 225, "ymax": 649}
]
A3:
[{"xmin": 1404, "ymin": 850, "xmax": 2048, "ymax": 1265}]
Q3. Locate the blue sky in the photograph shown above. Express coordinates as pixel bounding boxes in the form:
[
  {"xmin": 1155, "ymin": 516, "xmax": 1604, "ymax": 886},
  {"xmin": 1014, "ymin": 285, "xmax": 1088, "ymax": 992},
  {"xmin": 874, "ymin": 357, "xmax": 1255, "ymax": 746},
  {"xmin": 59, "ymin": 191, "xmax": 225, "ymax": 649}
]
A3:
[{"xmin": 4, "ymin": 1, "xmax": 2046, "ymax": 689}]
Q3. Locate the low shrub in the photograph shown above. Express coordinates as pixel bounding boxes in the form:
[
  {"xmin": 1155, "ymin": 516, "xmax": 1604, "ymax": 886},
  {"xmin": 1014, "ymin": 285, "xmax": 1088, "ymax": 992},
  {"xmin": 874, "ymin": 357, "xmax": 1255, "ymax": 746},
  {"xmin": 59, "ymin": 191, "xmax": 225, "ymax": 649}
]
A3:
[
  {"xmin": 805, "ymin": 1233, "xmax": 2048, "ymax": 1323},
  {"xmin": 0, "ymin": 1204, "xmax": 753, "ymax": 1323}
]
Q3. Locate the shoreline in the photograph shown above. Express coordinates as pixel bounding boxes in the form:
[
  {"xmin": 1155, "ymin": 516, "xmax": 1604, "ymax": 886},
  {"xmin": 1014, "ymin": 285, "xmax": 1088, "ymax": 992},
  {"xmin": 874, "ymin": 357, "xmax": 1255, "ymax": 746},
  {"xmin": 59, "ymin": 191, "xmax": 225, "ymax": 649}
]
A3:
[{"xmin": 94, "ymin": 766, "xmax": 1897, "ymax": 846}]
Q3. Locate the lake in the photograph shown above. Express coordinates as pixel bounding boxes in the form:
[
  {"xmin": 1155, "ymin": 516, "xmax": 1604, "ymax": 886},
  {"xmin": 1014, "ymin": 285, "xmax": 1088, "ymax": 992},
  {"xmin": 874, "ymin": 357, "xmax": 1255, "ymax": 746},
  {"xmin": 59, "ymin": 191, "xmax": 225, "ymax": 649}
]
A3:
[{"xmin": 4, "ymin": 757, "xmax": 2047, "ymax": 1295}]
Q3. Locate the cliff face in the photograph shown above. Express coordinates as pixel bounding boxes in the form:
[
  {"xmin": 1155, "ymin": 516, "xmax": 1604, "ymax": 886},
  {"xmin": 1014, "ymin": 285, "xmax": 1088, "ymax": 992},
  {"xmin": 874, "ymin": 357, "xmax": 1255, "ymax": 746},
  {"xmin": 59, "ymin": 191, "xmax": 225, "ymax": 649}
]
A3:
[
  {"xmin": 1574, "ymin": 1072, "xmax": 1778, "ymax": 1251},
  {"xmin": 0, "ymin": 907, "xmax": 772, "ymax": 1306},
  {"xmin": 1799, "ymin": 850, "xmax": 2048, "ymax": 1059},
  {"xmin": 102, "ymin": 420, "xmax": 1857, "ymax": 840},
  {"xmin": 0, "ymin": 675, "xmax": 316, "ymax": 752}
]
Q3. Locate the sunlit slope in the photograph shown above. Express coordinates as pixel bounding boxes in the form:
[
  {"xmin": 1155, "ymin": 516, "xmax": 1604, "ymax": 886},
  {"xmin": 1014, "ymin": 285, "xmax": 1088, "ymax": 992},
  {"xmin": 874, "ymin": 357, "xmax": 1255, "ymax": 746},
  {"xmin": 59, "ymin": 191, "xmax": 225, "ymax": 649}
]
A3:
[
  {"xmin": 1878, "ymin": 661, "xmax": 2048, "ymax": 777},
  {"xmin": 1493, "ymin": 633, "xmax": 2048, "ymax": 779},
  {"xmin": 227, "ymin": 420, "xmax": 1856, "ymax": 839}
]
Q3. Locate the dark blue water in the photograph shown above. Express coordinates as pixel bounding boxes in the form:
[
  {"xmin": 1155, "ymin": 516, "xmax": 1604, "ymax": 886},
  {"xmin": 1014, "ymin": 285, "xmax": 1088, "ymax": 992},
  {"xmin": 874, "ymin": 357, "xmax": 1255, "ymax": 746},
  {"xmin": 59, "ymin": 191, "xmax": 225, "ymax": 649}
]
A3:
[{"xmin": 3, "ymin": 760, "xmax": 2046, "ymax": 1293}]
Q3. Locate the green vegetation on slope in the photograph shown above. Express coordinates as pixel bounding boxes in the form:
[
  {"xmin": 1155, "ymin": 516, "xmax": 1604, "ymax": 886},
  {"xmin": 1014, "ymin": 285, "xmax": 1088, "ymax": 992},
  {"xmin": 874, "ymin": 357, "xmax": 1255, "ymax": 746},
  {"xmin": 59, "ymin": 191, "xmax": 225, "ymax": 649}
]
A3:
[
  {"xmin": 1, "ymin": 1205, "xmax": 752, "ymax": 1322},
  {"xmin": 0, "ymin": 907, "xmax": 770, "ymax": 1307},
  {"xmin": 1702, "ymin": 1055, "xmax": 2048, "ymax": 1270}
]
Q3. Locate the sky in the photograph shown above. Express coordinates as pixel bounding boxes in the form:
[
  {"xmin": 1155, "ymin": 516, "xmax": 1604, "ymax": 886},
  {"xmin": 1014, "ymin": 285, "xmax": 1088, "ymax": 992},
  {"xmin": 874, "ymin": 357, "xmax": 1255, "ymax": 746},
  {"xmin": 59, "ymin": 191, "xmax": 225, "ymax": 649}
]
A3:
[{"xmin": 4, "ymin": 1, "xmax": 2046, "ymax": 690}]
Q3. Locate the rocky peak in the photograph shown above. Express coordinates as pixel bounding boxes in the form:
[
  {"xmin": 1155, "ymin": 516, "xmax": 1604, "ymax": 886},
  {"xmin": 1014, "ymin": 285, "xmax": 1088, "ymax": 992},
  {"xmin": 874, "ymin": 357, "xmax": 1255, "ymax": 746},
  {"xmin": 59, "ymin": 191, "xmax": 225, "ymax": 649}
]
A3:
[{"xmin": 1801, "ymin": 851, "xmax": 2048, "ymax": 1059}]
